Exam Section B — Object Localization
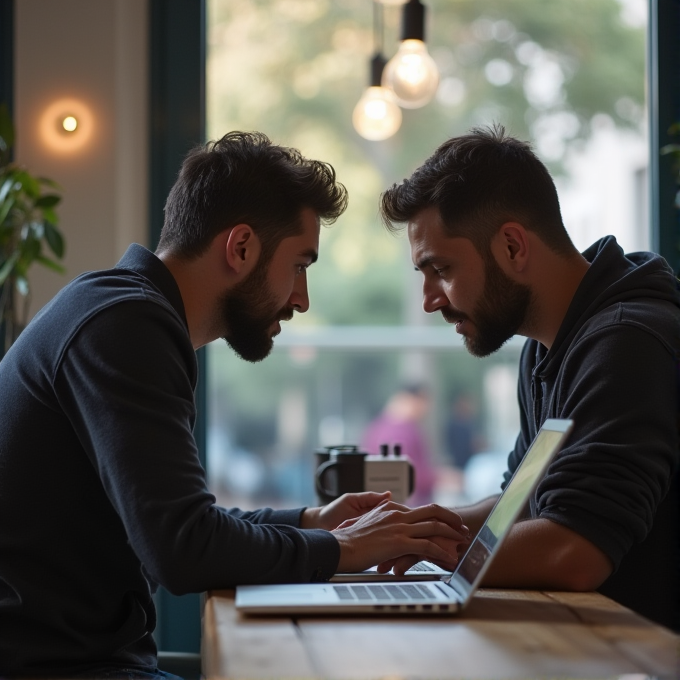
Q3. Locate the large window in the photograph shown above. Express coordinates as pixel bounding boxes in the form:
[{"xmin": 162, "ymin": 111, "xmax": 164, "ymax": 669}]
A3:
[{"xmin": 205, "ymin": 0, "xmax": 648, "ymax": 509}]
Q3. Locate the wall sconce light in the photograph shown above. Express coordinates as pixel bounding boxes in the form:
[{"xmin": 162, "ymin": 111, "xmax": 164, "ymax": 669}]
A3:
[
  {"xmin": 382, "ymin": 0, "xmax": 439, "ymax": 109},
  {"xmin": 61, "ymin": 115, "xmax": 78, "ymax": 133},
  {"xmin": 353, "ymin": 2, "xmax": 402, "ymax": 141},
  {"xmin": 39, "ymin": 98, "xmax": 93, "ymax": 153}
]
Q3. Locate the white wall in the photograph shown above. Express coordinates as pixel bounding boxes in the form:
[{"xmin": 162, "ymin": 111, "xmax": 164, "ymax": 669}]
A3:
[{"xmin": 15, "ymin": 0, "xmax": 149, "ymax": 318}]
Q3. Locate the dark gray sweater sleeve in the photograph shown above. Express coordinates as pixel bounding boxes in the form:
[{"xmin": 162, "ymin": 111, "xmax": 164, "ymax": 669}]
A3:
[
  {"xmin": 55, "ymin": 299, "xmax": 340, "ymax": 594},
  {"xmin": 531, "ymin": 325, "xmax": 678, "ymax": 569}
]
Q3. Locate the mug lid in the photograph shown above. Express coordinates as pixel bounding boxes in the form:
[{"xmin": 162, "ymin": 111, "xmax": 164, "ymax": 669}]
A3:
[{"xmin": 329, "ymin": 445, "xmax": 367, "ymax": 461}]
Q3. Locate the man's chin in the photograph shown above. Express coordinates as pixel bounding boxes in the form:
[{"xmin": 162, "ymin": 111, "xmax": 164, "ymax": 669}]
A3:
[
  {"xmin": 224, "ymin": 335, "xmax": 274, "ymax": 363},
  {"xmin": 463, "ymin": 331, "xmax": 511, "ymax": 358}
]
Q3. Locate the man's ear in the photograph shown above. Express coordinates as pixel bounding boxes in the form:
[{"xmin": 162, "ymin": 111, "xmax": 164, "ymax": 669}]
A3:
[
  {"xmin": 224, "ymin": 224, "xmax": 261, "ymax": 276},
  {"xmin": 492, "ymin": 222, "xmax": 530, "ymax": 273}
]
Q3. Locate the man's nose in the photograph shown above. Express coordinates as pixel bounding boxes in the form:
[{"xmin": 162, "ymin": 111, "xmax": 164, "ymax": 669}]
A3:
[
  {"xmin": 290, "ymin": 271, "xmax": 310, "ymax": 313},
  {"xmin": 422, "ymin": 279, "xmax": 447, "ymax": 314}
]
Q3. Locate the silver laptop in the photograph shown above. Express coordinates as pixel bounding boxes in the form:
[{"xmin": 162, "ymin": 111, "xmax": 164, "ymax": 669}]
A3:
[
  {"xmin": 330, "ymin": 560, "xmax": 452, "ymax": 582},
  {"xmin": 236, "ymin": 418, "xmax": 573, "ymax": 615}
]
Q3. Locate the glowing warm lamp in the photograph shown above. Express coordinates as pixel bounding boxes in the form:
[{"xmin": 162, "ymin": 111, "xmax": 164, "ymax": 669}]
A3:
[
  {"xmin": 62, "ymin": 116, "xmax": 78, "ymax": 132},
  {"xmin": 382, "ymin": 0, "xmax": 439, "ymax": 109},
  {"xmin": 353, "ymin": 53, "xmax": 402, "ymax": 141},
  {"xmin": 353, "ymin": 87, "xmax": 402, "ymax": 141},
  {"xmin": 39, "ymin": 98, "xmax": 93, "ymax": 153}
]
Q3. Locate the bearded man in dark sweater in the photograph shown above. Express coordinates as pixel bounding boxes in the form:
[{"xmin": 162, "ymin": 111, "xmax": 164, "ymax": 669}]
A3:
[
  {"xmin": 379, "ymin": 125, "xmax": 680, "ymax": 631},
  {"xmin": 0, "ymin": 132, "xmax": 469, "ymax": 678}
]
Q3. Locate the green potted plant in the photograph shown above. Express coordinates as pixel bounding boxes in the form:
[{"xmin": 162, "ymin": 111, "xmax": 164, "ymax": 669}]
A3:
[{"xmin": 0, "ymin": 103, "xmax": 66, "ymax": 354}]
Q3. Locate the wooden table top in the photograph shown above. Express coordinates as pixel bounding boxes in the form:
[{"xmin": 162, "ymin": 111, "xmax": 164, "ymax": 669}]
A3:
[{"xmin": 202, "ymin": 588, "xmax": 680, "ymax": 679}]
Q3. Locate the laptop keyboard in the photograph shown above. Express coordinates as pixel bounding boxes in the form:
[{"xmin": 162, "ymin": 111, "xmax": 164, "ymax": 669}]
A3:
[
  {"xmin": 333, "ymin": 583, "xmax": 433, "ymax": 601},
  {"xmin": 408, "ymin": 561, "xmax": 435, "ymax": 572}
]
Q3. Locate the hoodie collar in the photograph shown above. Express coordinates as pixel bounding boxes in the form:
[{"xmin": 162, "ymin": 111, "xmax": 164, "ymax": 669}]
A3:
[{"xmin": 534, "ymin": 236, "xmax": 679, "ymax": 376}]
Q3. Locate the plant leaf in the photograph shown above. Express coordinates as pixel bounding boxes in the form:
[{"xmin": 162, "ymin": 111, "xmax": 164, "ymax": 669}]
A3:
[
  {"xmin": 37, "ymin": 177, "xmax": 61, "ymax": 190},
  {"xmin": 16, "ymin": 276, "xmax": 29, "ymax": 296},
  {"xmin": 30, "ymin": 221, "xmax": 45, "ymax": 239},
  {"xmin": 18, "ymin": 234, "xmax": 41, "ymax": 264},
  {"xmin": 0, "ymin": 193, "xmax": 15, "ymax": 226},
  {"xmin": 35, "ymin": 254, "xmax": 66, "ymax": 274},
  {"xmin": 44, "ymin": 221, "xmax": 65, "ymax": 258},
  {"xmin": 0, "ymin": 251, "xmax": 19, "ymax": 285},
  {"xmin": 14, "ymin": 171, "xmax": 40, "ymax": 199},
  {"xmin": 660, "ymin": 143, "xmax": 680, "ymax": 155},
  {"xmin": 41, "ymin": 206, "xmax": 59, "ymax": 226},
  {"xmin": 0, "ymin": 175, "xmax": 16, "ymax": 205},
  {"xmin": 35, "ymin": 194, "xmax": 61, "ymax": 209},
  {"xmin": 0, "ymin": 107, "xmax": 65, "ymax": 291}
]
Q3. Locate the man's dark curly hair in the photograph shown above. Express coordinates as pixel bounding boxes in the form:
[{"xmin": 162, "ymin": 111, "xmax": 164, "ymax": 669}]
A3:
[
  {"xmin": 158, "ymin": 131, "xmax": 348, "ymax": 261},
  {"xmin": 380, "ymin": 124, "xmax": 574, "ymax": 257}
]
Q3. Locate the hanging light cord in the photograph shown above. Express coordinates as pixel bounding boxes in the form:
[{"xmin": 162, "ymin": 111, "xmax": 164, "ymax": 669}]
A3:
[{"xmin": 373, "ymin": 0, "xmax": 384, "ymax": 56}]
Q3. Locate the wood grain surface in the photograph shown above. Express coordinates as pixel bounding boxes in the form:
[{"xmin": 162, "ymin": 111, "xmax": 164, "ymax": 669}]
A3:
[{"xmin": 202, "ymin": 588, "xmax": 680, "ymax": 679}]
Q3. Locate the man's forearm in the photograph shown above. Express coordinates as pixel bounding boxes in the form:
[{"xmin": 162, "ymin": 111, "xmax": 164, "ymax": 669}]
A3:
[
  {"xmin": 454, "ymin": 497, "xmax": 613, "ymax": 591},
  {"xmin": 481, "ymin": 517, "xmax": 613, "ymax": 590}
]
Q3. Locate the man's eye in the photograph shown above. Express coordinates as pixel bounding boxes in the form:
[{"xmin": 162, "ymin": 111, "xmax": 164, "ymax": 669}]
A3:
[{"xmin": 434, "ymin": 266, "xmax": 447, "ymax": 276}]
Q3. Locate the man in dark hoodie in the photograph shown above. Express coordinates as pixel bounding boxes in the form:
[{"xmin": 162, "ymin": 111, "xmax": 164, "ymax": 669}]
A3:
[{"xmin": 379, "ymin": 125, "xmax": 680, "ymax": 630}]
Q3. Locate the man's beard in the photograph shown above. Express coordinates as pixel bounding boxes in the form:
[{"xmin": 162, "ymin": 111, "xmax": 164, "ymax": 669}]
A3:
[
  {"xmin": 219, "ymin": 260, "xmax": 294, "ymax": 363},
  {"xmin": 443, "ymin": 255, "xmax": 532, "ymax": 358}
]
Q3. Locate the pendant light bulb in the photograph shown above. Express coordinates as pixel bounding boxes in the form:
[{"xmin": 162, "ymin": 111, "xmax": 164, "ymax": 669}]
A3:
[
  {"xmin": 382, "ymin": 0, "xmax": 439, "ymax": 109},
  {"xmin": 353, "ymin": 86, "xmax": 402, "ymax": 141},
  {"xmin": 353, "ymin": 52, "xmax": 402, "ymax": 141},
  {"xmin": 382, "ymin": 39, "xmax": 438, "ymax": 109}
]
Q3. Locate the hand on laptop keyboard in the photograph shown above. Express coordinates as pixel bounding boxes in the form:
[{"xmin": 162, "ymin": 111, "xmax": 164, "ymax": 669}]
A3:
[
  {"xmin": 331, "ymin": 499, "xmax": 470, "ymax": 575},
  {"xmin": 301, "ymin": 490, "xmax": 393, "ymax": 531}
]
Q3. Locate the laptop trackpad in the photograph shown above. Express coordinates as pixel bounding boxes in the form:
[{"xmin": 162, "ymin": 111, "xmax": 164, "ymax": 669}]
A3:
[{"xmin": 237, "ymin": 584, "xmax": 335, "ymax": 606}]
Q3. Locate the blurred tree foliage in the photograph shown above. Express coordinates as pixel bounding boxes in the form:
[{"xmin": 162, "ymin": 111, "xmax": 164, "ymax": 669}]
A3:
[{"xmin": 207, "ymin": 0, "xmax": 645, "ymax": 326}]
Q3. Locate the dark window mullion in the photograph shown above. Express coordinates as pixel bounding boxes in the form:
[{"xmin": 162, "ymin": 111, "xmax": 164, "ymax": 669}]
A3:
[
  {"xmin": 649, "ymin": 0, "xmax": 680, "ymax": 271},
  {"xmin": 149, "ymin": 0, "xmax": 206, "ymax": 654}
]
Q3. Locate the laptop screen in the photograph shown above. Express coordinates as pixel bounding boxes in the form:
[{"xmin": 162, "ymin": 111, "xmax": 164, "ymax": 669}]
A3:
[{"xmin": 448, "ymin": 420, "xmax": 572, "ymax": 598}]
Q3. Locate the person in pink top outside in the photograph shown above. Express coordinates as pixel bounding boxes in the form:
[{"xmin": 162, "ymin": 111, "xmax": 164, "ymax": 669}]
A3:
[{"xmin": 361, "ymin": 385, "xmax": 437, "ymax": 506}]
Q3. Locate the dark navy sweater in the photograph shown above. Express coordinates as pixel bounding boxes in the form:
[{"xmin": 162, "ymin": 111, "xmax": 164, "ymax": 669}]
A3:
[
  {"xmin": 0, "ymin": 245, "xmax": 340, "ymax": 676},
  {"xmin": 503, "ymin": 236, "xmax": 680, "ymax": 629}
]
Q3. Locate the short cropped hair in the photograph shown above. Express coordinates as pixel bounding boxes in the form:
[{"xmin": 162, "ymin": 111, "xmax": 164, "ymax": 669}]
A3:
[
  {"xmin": 158, "ymin": 131, "xmax": 348, "ymax": 260},
  {"xmin": 380, "ymin": 125, "xmax": 574, "ymax": 256}
]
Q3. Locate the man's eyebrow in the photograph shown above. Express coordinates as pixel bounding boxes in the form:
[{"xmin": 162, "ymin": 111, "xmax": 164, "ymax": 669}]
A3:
[
  {"xmin": 414, "ymin": 255, "xmax": 435, "ymax": 271},
  {"xmin": 299, "ymin": 248, "xmax": 318, "ymax": 263}
]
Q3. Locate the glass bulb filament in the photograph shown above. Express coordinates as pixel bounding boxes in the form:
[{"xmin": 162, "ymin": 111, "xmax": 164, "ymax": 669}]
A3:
[
  {"xmin": 383, "ymin": 39, "xmax": 439, "ymax": 109},
  {"xmin": 353, "ymin": 86, "xmax": 402, "ymax": 141}
]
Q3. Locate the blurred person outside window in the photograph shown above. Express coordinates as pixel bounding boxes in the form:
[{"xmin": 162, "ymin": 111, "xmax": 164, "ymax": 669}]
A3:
[
  {"xmin": 361, "ymin": 385, "xmax": 437, "ymax": 505},
  {"xmin": 444, "ymin": 391, "xmax": 485, "ymax": 471}
]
